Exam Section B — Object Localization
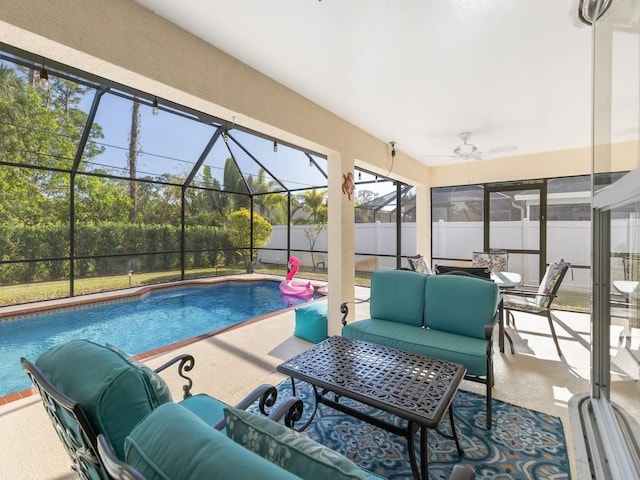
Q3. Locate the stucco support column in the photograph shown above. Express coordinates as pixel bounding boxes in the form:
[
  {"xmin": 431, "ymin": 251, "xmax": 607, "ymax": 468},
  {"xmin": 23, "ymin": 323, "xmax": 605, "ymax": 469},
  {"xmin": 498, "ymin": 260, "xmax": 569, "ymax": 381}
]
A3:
[
  {"xmin": 327, "ymin": 152, "xmax": 355, "ymax": 336},
  {"xmin": 414, "ymin": 184, "xmax": 431, "ymax": 262}
]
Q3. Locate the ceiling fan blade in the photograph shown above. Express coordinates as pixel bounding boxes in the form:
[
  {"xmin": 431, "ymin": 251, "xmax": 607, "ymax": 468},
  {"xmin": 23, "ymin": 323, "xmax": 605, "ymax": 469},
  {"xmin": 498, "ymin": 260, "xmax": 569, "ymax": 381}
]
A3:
[{"xmin": 483, "ymin": 145, "xmax": 518, "ymax": 155}]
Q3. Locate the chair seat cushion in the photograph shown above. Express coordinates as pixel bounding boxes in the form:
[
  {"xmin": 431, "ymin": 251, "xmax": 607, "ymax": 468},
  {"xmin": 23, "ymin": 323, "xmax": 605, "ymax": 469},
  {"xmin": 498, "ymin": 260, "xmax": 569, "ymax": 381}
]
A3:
[
  {"xmin": 35, "ymin": 339, "xmax": 172, "ymax": 459},
  {"xmin": 503, "ymin": 294, "xmax": 544, "ymax": 314},
  {"xmin": 224, "ymin": 407, "xmax": 378, "ymax": 479},
  {"xmin": 179, "ymin": 393, "xmax": 228, "ymax": 430},
  {"xmin": 343, "ymin": 319, "xmax": 486, "ymax": 376},
  {"xmin": 125, "ymin": 403, "xmax": 299, "ymax": 480}
]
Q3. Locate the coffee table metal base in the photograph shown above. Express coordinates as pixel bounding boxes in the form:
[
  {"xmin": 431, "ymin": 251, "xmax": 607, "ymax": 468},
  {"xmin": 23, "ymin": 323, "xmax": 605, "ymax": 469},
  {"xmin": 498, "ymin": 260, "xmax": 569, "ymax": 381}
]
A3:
[{"xmin": 293, "ymin": 381, "xmax": 464, "ymax": 480}]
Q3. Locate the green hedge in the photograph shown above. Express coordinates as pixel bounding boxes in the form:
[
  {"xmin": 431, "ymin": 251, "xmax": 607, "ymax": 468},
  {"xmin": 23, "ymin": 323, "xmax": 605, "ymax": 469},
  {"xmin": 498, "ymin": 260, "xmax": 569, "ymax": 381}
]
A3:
[{"xmin": 0, "ymin": 223, "xmax": 232, "ymax": 284}]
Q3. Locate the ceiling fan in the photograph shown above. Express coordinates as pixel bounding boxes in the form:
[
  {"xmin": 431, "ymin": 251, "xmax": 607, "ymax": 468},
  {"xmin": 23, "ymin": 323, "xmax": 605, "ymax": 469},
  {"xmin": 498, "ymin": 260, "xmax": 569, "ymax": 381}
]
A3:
[
  {"xmin": 422, "ymin": 132, "xmax": 517, "ymax": 163},
  {"xmin": 452, "ymin": 132, "xmax": 481, "ymax": 160}
]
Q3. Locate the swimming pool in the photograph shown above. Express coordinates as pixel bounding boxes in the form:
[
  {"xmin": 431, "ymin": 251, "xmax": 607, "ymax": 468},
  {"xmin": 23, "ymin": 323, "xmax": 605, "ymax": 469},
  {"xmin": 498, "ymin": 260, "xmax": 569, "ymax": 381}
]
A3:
[{"xmin": 0, "ymin": 280, "xmax": 312, "ymax": 397}]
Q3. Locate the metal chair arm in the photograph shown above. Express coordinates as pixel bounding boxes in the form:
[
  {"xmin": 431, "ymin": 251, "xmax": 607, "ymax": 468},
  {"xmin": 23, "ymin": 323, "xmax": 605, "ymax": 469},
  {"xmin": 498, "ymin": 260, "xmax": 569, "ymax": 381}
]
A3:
[
  {"xmin": 154, "ymin": 354, "xmax": 195, "ymax": 399},
  {"xmin": 97, "ymin": 434, "xmax": 145, "ymax": 480},
  {"xmin": 267, "ymin": 396, "xmax": 305, "ymax": 428},
  {"xmin": 211, "ymin": 385, "xmax": 304, "ymax": 430},
  {"xmin": 503, "ymin": 289, "xmax": 558, "ymax": 299},
  {"xmin": 484, "ymin": 310, "xmax": 499, "ymax": 341},
  {"xmin": 340, "ymin": 298, "xmax": 370, "ymax": 326},
  {"xmin": 234, "ymin": 384, "xmax": 278, "ymax": 413}
]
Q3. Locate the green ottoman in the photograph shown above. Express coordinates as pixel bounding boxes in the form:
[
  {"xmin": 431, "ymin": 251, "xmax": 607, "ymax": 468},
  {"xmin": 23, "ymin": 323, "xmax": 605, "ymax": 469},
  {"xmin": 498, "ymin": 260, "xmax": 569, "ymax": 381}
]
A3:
[{"xmin": 294, "ymin": 301, "xmax": 328, "ymax": 343}]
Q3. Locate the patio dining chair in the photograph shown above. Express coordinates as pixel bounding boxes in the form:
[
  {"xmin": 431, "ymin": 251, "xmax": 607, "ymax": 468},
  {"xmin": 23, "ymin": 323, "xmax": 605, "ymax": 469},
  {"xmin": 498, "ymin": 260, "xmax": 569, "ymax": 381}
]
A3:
[
  {"xmin": 22, "ymin": 339, "xmax": 302, "ymax": 480},
  {"xmin": 471, "ymin": 250, "xmax": 509, "ymax": 273},
  {"xmin": 502, "ymin": 261, "xmax": 570, "ymax": 356},
  {"xmin": 435, "ymin": 264, "xmax": 491, "ymax": 279},
  {"xmin": 407, "ymin": 254, "xmax": 433, "ymax": 275}
]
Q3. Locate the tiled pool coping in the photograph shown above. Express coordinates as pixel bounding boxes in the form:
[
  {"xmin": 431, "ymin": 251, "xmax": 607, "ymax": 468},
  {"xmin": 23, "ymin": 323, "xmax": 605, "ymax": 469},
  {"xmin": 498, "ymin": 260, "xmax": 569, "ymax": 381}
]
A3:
[{"xmin": 0, "ymin": 274, "xmax": 318, "ymax": 405}]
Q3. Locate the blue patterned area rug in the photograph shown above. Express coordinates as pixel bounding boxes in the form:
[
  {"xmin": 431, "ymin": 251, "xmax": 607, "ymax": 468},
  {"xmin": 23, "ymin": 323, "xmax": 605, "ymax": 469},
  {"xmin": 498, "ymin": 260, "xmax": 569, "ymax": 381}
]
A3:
[{"xmin": 251, "ymin": 380, "xmax": 570, "ymax": 480}]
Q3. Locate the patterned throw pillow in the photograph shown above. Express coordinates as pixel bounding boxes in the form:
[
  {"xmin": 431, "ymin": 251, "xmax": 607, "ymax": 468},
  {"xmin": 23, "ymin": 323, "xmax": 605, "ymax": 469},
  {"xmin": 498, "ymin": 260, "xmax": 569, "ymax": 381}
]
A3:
[{"xmin": 224, "ymin": 407, "xmax": 373, "ymax": 480}]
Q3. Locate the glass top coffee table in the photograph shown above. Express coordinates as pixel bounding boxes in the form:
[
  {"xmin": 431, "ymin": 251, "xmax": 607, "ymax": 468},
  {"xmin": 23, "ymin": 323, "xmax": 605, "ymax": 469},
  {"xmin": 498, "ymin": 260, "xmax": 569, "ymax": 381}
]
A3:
[{"xmin": 277, "ymin": 336, "xmax": 466, "ymax": 480}]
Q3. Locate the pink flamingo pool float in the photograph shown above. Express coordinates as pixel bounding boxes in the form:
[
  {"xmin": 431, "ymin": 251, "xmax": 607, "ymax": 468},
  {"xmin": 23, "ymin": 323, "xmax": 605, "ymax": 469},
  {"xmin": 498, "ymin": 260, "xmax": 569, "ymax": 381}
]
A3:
[{"xmin": 280, "ymin": 256, "xmax": 314, "ymax": 298}]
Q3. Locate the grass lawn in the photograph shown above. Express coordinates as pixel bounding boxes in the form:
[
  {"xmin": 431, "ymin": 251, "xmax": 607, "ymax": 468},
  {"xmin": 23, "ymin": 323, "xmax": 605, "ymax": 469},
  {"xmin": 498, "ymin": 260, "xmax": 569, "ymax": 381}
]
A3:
[
  {"xmin": 0, "ymin": 267, "xmax": 244, "ymax": 305},
  {"xmin": 0, "ymin": 264, "xmax": 588, "ymax": 312}
]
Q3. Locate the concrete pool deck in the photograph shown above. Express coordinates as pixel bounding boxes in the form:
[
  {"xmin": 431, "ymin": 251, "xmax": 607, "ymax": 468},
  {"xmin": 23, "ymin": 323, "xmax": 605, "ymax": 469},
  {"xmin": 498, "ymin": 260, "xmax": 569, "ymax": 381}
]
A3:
[{"xmin": 0, "ymin": 275, "xmax": 631, "ymax": 479}]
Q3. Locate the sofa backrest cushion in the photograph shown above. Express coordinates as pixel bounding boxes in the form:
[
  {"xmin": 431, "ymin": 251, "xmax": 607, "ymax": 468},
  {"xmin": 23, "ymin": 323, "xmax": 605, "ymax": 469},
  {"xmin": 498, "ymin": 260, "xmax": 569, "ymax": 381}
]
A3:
[
  {"xmin": 35, "ymin": 339, "xmax": 172, "ymax": 459},
  {"xmin": 424, "ymin": 275, "xmax": 499, "ymax": 339},
  {"xmin": 369, "ymin": 270, "xmax": 427, "ymax": 327},
  {"xmin": 125, "ymin": 403, "xmax": 299, "ymax": 480},
  {"xmin": 224, "ymin": 406, "xmax": 375, "ymax": 479}
]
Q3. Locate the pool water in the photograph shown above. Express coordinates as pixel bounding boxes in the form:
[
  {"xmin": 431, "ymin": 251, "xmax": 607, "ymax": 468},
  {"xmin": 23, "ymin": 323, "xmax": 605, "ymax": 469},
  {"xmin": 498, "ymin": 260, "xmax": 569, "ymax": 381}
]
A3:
[{"xmin": 0, "ymin": 281, "xmax": 311, "ymax": 397}]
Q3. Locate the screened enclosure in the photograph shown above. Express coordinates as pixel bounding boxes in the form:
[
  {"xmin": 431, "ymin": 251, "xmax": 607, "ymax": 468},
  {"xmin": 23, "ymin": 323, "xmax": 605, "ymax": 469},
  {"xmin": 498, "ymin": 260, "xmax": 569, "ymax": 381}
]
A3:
[{"xmin": 0, "ymin": 44, "xmax": 414, "ymax": 305}]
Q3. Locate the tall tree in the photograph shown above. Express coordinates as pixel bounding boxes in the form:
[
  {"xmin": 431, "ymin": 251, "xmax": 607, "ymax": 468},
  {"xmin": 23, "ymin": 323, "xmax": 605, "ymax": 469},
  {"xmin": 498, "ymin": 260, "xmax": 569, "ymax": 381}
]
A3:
[
  {"xmin": 226, "ymin": 208, "xmax": 272, "ymax": 264},
  {"xmin": 297, "ymin": 188, "xmax": 327, "ymax": 224},
  {"xmin": 0, "ymin": 64, "xmax": 115, "ymax": 226},
  {"xmin": 127, "ymin": 99, "xmax": 141, "ymax": 221},
  {"xmin": 222, "ymin": 157, "xmax": 250, "ymax": 211},
  {"xmin": 0, "ymin": 63, "xmax": 23, "ymax": 99}
]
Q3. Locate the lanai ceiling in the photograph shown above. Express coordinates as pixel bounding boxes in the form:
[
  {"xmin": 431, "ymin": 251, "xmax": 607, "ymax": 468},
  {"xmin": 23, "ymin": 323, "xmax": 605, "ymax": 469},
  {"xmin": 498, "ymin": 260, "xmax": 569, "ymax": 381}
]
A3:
[{"xmin": 133, "ymin": 0, "xmax": 634, "ymax": 166}]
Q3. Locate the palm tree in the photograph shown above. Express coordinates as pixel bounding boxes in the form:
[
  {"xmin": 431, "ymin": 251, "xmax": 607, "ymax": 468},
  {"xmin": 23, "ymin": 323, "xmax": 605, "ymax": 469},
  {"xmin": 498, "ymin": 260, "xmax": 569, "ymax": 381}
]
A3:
[
  {"xmin": 0, "ymin": 64, "xmax": 23, "ymax": 99},
  {"xmin": 299, "ymin": 188, "xmax": 327, "ymax": 224}
]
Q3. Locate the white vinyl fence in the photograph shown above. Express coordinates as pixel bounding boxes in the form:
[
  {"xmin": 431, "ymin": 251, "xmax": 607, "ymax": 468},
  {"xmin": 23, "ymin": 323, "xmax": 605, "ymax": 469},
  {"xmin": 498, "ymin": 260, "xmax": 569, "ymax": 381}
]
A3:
[{"xmin": 260, "ymin": 220, "xmax": 635, "ymax": 290}]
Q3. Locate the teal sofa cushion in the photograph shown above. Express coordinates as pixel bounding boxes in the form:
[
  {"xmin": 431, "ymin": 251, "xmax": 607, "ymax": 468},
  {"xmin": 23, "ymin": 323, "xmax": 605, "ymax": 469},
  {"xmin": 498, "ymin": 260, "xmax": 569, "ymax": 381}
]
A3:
[
  {"xmin": 178, "ymin": 393, "xmax": 229, "ymax": 430},
  {"xmin": 36, "ymin": 339, "xmax": 172, "ymax": 459},
  {"xmin": 342, "ymin": 319, "xmax": 486, "ymax": 376},
  {"xmin": 294, "ymin": 301, "xmax": 328, "ymax": 343},
  {"xmin": 424, "ymin": 274, "xmax": 499, "ymax": 339},
  {"xmin": 125, "ymin": 403, "xmax": 299, "ymax": 480},
  {"xmin": 224, "ymin": 406, "xmax": 379, "ymax": 480},
  {"xmin": 369, "ymin": 270, "xmax": 427, "ymax": 327},
  {"xmin": 105, "ymin": 343, "xmax": 172, "ymax": 403}
]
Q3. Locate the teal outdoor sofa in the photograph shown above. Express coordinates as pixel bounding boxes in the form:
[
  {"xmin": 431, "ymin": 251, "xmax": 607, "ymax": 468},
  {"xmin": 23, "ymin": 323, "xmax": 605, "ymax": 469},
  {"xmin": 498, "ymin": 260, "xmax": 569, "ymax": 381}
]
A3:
[{"xmin": 341, "ymin": 270, "xmax": 500, "ymax": 428}]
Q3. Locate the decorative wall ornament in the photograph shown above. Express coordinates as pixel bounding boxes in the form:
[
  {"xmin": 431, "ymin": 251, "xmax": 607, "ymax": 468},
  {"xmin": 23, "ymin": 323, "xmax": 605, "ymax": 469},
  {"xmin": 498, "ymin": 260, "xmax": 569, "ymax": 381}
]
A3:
[{"xmin": 342, "ymin": 172, "xmax": 355, "ymax": 201}]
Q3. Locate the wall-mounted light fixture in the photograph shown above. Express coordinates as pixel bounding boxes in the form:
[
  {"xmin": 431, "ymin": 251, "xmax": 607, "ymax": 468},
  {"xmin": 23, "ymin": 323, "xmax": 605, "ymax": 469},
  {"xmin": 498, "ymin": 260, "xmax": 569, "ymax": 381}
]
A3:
[
  {"xmin": 152, "ymin": 97, "xmax": 159, "ymax": 116},
  {"xmin": 39, "ymin": 60, "xmax": 49, "ymax": 90}
]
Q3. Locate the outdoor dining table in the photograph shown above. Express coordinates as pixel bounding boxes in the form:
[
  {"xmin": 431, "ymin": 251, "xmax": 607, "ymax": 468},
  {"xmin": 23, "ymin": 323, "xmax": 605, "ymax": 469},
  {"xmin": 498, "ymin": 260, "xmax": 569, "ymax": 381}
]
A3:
[
  {"xmin": 491, "ymin": 271, "xmax": 522, "ymax": 354},
  {"xmin": 613, "ymin": 280, "xmax": 639, "ymax": 298},
  {"xmin": 491, "ymin": 271, "xmax": 522, "ymax": 289}
]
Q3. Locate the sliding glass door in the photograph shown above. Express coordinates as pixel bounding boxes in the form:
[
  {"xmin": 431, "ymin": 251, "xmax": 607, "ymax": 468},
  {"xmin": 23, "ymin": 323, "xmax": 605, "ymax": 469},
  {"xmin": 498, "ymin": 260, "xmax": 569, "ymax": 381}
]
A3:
[{"xmin": 578, "ymin": 0, "xmax": 640, "ymax": 477}]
